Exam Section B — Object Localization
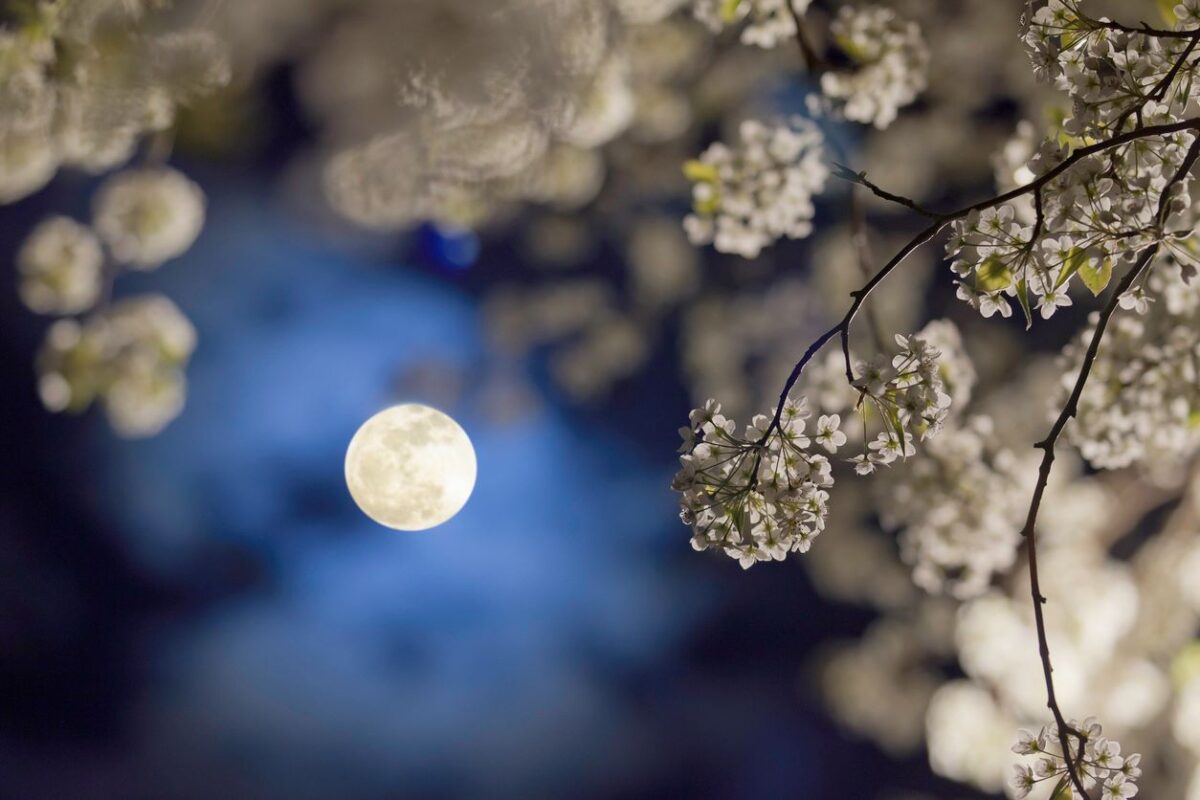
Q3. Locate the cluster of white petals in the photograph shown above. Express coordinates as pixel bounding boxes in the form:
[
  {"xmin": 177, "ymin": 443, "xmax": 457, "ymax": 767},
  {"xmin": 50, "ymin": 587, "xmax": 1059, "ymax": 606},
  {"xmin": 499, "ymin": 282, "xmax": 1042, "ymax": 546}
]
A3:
[
  {"xmin": 15, "ymin": 163, "xmax": 206, "ymax": 436},
  {"xmin": 1011, "ymin": 718, "xmax": 1141, "ymax": 799},
  {"xmin": 683, "ymin": 117, "xmax": 828, "ymax": 257},
  {"xmin": 93, "ymin": 168, "xmax": 206, "ymax": 269},
  {"xmin": 819, "ymin": 6, "xmax": 929, "ymax": 129},
  {"xmin": 691, "ymin": 0, "xmax": 811, "ymax": 49},
  {"xmin": 312, "ymin": 0, "xmax": 706, "ymax": 231},
  {"xmin": 844, "ymin": 330, "xmax": 953, "ymax": 475},
  {"xmin": 673, "ymin": 397, "xmax": 836, "ymax": 568},
  {"xmin": 1025, "ymin": 0, "xmax": 1200, "ymax": 139},
  {"xmin": 949, "ymin": 0, "xmax": 1200, "ymax": 325},
  {"xmin": 37, "ymin": 296, "xmax": 197, "ymax": 437},
  {"xmin": 0, "ymin": 4, "xmax": 228, "ymax": 204},
  {"xmin": 1064, "ymin": 260, "xmax": 1200, "ymax": 471},
  {"xmin": 17, "ymin": 217, "xmax": 105, "ymax": 315},
  {"xmin": 877, "ymin": 415, "xmax": 1028, "ymax": 599}
]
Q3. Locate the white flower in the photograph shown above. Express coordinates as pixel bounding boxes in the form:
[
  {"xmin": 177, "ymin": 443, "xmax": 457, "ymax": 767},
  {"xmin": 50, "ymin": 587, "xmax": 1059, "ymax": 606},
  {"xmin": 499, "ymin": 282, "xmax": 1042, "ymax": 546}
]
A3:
[
  {"xmin": 1037, "ymin": 287, "xmax": 1072, "ymax": 319},
  {"xmin": 93, "ymin": 167, "xmax": 206, "ymax": 268},
  {"xmin": 17, "ymin": 217, "xmax": 105, "ymax": 314},
  {"xmin": 35, "ymin": 294, "xmax": 197, "ymax": 437},
  {"xmin": 692, "ymin": 0, "xmax": 812, "ymax": 49},
  {"xmin": 814, "ymin": 414, "xmax": 847, "ymax": 452},
  {"xmin": 673, "ymin": 394, "xmax": 834, "ymax": 567},
  {"xmin": 819, "ymin": 6, "xmax": 929, "ymax": 129},
  {"xmin": 1102, "ymin": 775, "xmax": 1138, "ymax": 799},
  {"xmin": 1012, "ymin": 728, "xmax": 1044, "ymax": 755},
  {"xmin": 1011, "ymin": 764, "xmax": 1035, "ymax": 799},
  {"xmin": 683, "ymin": 117, "xmax": 828, "ymax": 258}
]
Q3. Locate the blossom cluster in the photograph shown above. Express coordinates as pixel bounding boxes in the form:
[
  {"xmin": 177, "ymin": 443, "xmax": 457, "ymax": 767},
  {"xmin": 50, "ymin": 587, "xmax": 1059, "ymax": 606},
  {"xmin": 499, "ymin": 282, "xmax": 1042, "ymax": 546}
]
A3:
[
  {"xmin": 947, "ymin": 119, "xmax": 1196, "ymax": 325},
  {"xmin": 1011, "ymin": 719, "xmax": 1141, "ymax": 799},
  {"xmin": 691, "ymin": 0, "xmax": 811, "ymax": 49},
  {"xmin": 673, "ymin": 327, "xmax": 956, "ymax": 567},
  {"xmin": 37, "ymin": 295, "xmax": 198, "ymax": 438},
  {"xmin": 845, "ymin": 331, "xmax": 953, "ymax": 475},
  {"xmin": 1064, "ymin": 259, "xmax": 1200, "ymax": 471},
  {"xmin": 683, "ymin": 117, "xmax": 829, "ymax": 258},
  {"xmin": 877, "ymin": 415, "xmax": 1028, "ymax": 599},
  {"xmin": 819, "ymin": 5, "xmax": 929, "ymax": 129},
  {"xmin": 1024, "ymin": 0, "xmax": 1200, "ymax": 138},
  {"xmin": 18, "ymin": 166, "xmax": 206, "ymax": 436},
  {"xmin": 673, "ymin": 398, "xmax": 837, "ymax": 568},
  {"xmin": 0, "ymin": 2, "xmax": 228, "ymax": 204},
  {"xmin": 949, "ymin": 0, "xmax": 1200, "ymax": 325}
]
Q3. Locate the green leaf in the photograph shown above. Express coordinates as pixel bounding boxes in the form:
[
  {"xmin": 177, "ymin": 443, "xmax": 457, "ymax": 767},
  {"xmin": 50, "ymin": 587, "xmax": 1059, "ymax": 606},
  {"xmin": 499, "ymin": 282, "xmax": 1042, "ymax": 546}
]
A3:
[
  {"xmin": 719, "ymin": 0, "xmax": 743, "ymax": 22},
  {"xmin": 683, "ymin": 159, "xmax": 718, "ymax": 183},
  {"xmin": 1159, "ymin": 0, "xmax": 1181, "ymax": 25},
  {"xmin": 1079, "ymin": 256, "xmax": 1114, "ymax": 296},
  {"xmin": 1016, "ymin": 277, "xmax": 1034, "ymax": 330},
  {"xmin": 1055, "ymin": 247, "xmax": 1089, "ymax": 289},
  {"xmin": 975, "ymin": 256, "xmax": 1014, "ymax": 293},
  {"xmin": 1050, "ymin": 777, "xmax": 1072, "ymax": 800}
]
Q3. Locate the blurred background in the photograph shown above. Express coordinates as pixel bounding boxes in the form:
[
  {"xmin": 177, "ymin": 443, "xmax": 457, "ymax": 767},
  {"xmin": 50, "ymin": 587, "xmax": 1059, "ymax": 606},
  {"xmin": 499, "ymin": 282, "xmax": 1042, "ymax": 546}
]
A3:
[
  {"xmin": 0, "ymin": 112, "xmax": 959, "ymax": 800},
  {"xmin": 4, "ymin": 1, "xmax": 1200, "ymax": 798}
]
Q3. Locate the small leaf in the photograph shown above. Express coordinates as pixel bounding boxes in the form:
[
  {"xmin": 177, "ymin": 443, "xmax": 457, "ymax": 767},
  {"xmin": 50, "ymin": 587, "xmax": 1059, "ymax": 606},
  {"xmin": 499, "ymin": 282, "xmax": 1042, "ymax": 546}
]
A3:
[
  {"xmin": 1159, "ymin": 0, "xmax": 1181, "ymax": 25},
  {"xmin": 975, "ymin": 256, "xmax": 1014, "ymax": 293},
  {"xmin": 1050, "ymin": 777, "xmax": 1072, "ymax": 800},
  {"xmin": 1079, "ymin": 256, "xmax": 1114, "ymax": 296},
  {"xmin": 683, "ymin": 159, "xmax": 719, "ymax": 183},
  {"xmin": 719, "ymin": 0, "xmax": 743, "ymax": 22},
  {"xmin": 831, "ymin": 162, "xmax": 867, "ymax": 185},
  {"xmin": 1055, "ymin": 247, "xmax": 1089, "ymax": 289},
  {"xmin": 1016, "ymin": 277, "xmax": 1034, "ymax": 330}
]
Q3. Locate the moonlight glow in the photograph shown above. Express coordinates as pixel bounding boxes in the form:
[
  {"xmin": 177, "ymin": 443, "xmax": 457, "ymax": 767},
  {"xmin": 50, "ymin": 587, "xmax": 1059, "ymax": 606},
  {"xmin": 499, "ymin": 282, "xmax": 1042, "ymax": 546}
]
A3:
[{"xmin": 345, "ymin": 404, "xmax": 477, "ymax": 530}]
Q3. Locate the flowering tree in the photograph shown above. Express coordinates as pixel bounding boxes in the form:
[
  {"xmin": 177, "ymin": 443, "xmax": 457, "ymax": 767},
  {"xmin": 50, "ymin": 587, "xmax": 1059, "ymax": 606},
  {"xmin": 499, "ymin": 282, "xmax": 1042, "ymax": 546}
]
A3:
[
  {"xmin": 672, "ymin": 0, "xmax": 1200, "ymax": 797},
  {"xmin": 6, "ymin": 0, "xmax": 1200, "ymax": 796}
]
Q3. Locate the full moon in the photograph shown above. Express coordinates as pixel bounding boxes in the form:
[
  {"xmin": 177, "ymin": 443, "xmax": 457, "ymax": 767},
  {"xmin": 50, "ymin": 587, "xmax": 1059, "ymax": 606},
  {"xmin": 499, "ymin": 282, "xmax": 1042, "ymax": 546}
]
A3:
[{"xmin": 344, "ymin": 404, "xmax": 477, "ymax": 530}]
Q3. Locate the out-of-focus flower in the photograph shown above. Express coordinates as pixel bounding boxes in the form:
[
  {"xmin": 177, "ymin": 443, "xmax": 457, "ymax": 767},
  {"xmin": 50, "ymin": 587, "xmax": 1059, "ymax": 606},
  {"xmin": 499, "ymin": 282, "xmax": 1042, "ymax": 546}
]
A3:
[
  {"xmin": 683, "ymin": 117, "xmax": 828, "ymax": 258},
  {"xmin": 93, "ymin": 168, "xmax": 206, "ymax": 269},
  {"xmin": 819, "ymin": 5, "xmax": 929, "ymax": 129},
  {"xmin": 36, "ymin": 295, "xmax": 197, "ymax": 437},
  {"xmin": 692, "ymin": 0, "xmax": 812, "ymax": 49},
  {"xmin": 17, "ymin": 217, "xmax": 105, "ymax": 315}
]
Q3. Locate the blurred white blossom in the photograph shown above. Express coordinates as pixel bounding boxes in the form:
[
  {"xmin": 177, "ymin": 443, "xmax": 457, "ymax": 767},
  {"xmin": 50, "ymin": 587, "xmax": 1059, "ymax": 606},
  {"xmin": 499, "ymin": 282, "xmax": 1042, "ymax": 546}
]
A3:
[
  {"xmin": 93, "ymin": 168, "xmax": 206, "ymax": 269},
  {"xmin": 17, "ymin": 217, "xmax": 105, "ymax": 315}
]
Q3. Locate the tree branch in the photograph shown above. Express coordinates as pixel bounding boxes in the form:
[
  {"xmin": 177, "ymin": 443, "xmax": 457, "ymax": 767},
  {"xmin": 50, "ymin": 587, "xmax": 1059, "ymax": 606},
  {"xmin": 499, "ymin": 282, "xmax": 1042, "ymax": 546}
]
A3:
[
  {"xmin": 757, "ymin": 117, "xmax": 1200, "ymax": 443},
  {"xmin": 1016, "ymin": 133, "xmax": 1200, "ymax": 797}
]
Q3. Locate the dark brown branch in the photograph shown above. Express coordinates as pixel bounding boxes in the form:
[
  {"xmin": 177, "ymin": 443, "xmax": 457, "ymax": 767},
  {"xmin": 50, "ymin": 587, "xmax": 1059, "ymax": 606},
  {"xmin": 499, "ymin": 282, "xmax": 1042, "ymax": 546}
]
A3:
[
  {"xmin": 837, "ymin": 168, "xmax": 941, "ymax": 218},
  {"xmin": 848, "ymin": 186, "xmax": 888, "ymax": 352},
  {"xmin": 1083, "ymin": 17, "xmax": 1200, "ymax": 39},
  {"xmin": 758, "ymin": 117, "xmax": 1200, "ymax": 442},
  {"xmin": 1017, "ymin": 134, "xmax": 1200, "ymax": 797},
  {"xmin": 786, "ymin": 1, "xmax": 826, "ymax": 73}
]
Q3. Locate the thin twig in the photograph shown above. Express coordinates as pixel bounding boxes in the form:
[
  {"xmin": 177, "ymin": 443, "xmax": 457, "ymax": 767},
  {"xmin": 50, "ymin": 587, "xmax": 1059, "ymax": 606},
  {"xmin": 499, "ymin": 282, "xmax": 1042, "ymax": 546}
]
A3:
[
  {"xmin": 840, "ymin": 170, "xmax": 942, "ymax": 218},
  {"xmin": 1083, "ymin": 17, "xmax": 1200, "ymax": 39},
  {"xmin": 758, "ymin": 116, "xmax": 1200, "ymax": 442},
  {"xmin": 848, "ymin": 186, "xmax": 888, "ymax": 351},
  {"xmin": 786, "ymin": 1, "xmax": 826, "ymax": 73},
  {"xmin": 1017, "ymin": 134, "xmax": 1200, "ymax": 797}
]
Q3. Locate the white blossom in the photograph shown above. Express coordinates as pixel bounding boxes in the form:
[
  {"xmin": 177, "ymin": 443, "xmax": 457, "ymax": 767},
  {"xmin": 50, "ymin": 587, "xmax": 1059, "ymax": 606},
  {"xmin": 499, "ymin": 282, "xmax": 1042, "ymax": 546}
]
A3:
[
  {"xmin": 93, "ymin": 168, "xmax": 206, "ymax": 269},
  {"xmin": 1010, "ymin": 718, "xmax": 1141, "ymax": 799},
  {"xmin": 683, "ymin": 117, "xmax": 828, "ymax": 258},
  {"xmin": 17, "ymin": 217, "xmax": 105, "ymax": 315},
  {"xmin": 36, "ymin": 295, "xmax": 197, "ymax": 437},
  {"xmin": 691, "ymin": 0, "xmax": 812, "ymax": 49},
  {"xmin": 819, "ymin": 6, "xmax": 929, "ymax": 129}
]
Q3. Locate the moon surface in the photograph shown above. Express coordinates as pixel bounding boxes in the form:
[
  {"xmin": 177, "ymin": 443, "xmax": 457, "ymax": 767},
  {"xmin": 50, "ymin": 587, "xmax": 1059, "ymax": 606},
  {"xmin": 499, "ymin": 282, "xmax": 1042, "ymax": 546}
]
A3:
[{"xmin": 345, "ymin": 404, "xmax": 477, "ymax": 530}]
